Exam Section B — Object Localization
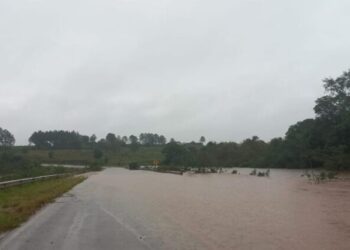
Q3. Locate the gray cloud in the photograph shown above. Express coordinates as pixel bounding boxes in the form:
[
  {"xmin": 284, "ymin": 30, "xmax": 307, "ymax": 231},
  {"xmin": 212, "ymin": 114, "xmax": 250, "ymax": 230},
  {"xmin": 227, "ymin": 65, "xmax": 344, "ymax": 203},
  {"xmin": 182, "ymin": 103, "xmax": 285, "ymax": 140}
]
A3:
[{"xmin": 1, "ymin": 0, "xmax": 350, "ymax": 144}]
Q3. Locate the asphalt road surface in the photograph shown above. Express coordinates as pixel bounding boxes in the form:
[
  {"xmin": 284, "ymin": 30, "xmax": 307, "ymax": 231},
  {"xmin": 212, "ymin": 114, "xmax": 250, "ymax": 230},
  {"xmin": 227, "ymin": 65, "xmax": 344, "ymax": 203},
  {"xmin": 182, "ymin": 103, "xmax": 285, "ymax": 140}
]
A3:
[{"xmin": 0, "ymin": 175, "xmax": 150, "ymax": 250}]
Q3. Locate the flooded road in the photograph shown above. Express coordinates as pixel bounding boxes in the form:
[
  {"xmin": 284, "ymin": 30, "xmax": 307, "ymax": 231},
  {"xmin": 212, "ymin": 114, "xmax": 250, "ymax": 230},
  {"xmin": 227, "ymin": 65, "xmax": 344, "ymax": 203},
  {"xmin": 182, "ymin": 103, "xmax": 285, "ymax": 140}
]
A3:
[{"xmin": 1, "ymin": 168, "xmax": 349, "ymax": 250}]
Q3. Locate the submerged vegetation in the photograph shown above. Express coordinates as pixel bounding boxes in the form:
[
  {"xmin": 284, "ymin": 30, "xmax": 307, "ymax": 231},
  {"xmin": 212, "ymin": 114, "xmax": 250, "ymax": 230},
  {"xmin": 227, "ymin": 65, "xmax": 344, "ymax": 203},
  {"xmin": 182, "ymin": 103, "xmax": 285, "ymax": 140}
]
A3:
[
  {"xmin": 301, "ymin": 170, "xmax": 338, "ymax": 184},
  {"xmin": 128, "ymin": 162, "xmax": 140, "ymax": 170}
]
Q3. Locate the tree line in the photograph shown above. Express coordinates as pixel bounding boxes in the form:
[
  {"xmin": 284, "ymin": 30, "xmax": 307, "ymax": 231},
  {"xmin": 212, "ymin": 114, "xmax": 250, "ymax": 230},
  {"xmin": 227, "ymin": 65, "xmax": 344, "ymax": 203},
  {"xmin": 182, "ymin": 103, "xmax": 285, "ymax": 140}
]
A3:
[
  {"xmin": 162, "ymin": 70, "xmax": 350, "ymax": 170},
  {"xmin": 1, "ymin": 69, "xmax": 349, "ymax": 170},
  {"xmin": 27, "ymin": 131, "xmax": 167, "ymax": 150}
]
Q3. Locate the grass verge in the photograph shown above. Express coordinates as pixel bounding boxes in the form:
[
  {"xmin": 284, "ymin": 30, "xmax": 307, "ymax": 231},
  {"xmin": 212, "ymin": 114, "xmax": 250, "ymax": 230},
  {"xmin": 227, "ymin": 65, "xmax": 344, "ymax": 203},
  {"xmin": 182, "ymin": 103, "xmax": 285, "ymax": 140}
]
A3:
[{"xmin": 0, "ymin": 176, "xmax": 86, "ymax": 233}]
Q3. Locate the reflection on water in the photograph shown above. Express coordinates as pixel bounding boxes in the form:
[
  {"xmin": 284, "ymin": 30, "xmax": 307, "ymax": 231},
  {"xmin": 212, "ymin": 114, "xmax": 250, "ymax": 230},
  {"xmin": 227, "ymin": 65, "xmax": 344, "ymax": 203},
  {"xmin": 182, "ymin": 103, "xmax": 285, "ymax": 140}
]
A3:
[{"xmin": 78, "ymin": 168, "xmax": 350, "ymax": 250}]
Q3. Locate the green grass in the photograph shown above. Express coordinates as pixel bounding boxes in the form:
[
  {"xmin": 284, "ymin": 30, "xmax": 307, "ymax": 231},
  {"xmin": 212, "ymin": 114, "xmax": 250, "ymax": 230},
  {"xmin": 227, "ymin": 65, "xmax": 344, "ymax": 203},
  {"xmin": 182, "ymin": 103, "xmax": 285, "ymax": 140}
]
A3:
[
  {"xmin": 106, "ymin": 147, "xmax": 164, "ymax": 165},
  {"xmin": 20, "ymin": 147, "xmax": 164, "ymax": 166},
  {"xmin": 0, "ymin": 176, "xmax": 86, "ymax": 233},
  {"xmin": 0, "ymin": 165, "xmax": 87, "ymax": 182},
  {"xmin": 23, "ymin": 149, "xmax": 94, "ymax": 165}
]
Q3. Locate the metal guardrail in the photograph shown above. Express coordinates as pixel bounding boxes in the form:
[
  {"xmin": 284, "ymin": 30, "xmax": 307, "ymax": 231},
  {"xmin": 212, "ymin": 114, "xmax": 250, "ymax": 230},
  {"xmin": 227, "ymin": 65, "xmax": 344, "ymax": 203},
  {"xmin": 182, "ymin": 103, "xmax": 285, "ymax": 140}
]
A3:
[{"xmin": 0, "ymin": 174, "xmax": 70, "ymax": 189}]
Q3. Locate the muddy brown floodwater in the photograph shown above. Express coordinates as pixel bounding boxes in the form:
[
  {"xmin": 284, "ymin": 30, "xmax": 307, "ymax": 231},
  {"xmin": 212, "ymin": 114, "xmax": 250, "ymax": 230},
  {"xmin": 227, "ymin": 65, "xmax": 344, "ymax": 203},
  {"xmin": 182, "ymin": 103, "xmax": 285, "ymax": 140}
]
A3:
[{"xmin": 74, "ymin": 168, "xmax": 350, "ymax": 250}]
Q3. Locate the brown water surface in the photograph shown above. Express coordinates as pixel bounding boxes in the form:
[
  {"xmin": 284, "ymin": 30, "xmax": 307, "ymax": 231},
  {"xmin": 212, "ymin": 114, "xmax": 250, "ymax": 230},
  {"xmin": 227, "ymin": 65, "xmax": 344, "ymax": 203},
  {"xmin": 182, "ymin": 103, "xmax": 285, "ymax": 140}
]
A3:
[{"xmin": 77, "ymin": 168, "xmax": 350, "ymax": 250}]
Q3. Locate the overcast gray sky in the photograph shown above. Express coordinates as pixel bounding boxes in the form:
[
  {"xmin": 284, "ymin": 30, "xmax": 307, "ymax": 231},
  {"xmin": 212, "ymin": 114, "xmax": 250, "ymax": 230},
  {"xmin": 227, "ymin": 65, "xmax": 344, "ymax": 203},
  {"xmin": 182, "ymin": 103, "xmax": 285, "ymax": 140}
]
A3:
[{"xmin": 1, "ymin": 0, "xmax": 350, "ymax": 145}]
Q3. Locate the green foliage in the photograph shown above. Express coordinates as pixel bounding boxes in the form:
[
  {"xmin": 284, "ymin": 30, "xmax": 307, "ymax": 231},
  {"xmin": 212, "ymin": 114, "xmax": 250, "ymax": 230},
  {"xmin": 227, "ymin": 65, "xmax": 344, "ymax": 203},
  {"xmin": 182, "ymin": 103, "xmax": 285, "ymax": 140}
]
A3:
[
  {"xmin": 129, "ymin": 162, "xmax": 140, "ymax": 170},
  {"xmin": 156, "ymin": 165, "xmax": 184, "ymax": 172},
  {"xmin": 250, "ymin": 169, "xmax": 257, "ymax": 176},
  {"xmin": 302, "ymin": 170, "xmax": 338, "ymax": 184},
  {"xmin": 105, "ymin": 133, "xmax": 124, "ymax": 151},
  {"xmin": 139, "ymin": 133, "xmax": 167, "ymax": 146},
  {"xmin": 4, "ymin": 70, "xmax": 350, "ymax": 171},
  {"xmin": 158, "ymin": 70, "xmax": 350, "ymax": 170},
  {"xmin": 87, "ymin": 162, "xmax": 103, "ymax": 171},
  {"xmin": 327, "ymin": 171, "xmax": 337, "ymax": 179},
  {"xmin": 89, "ymin": 134, "xmax": 97, "ymax": 144},
  {"xmin": 0, "ymin": 127, "xmax": 15, "ymax": 147},
  {"xmin": 0, "ymin": 151, "xmax": 37, "ymax": 171},
  {"xmin": 129, "ymin": 135, "xmax": 138, "ymax": 144},
  {"xmin": 161, "ymin": 138, "xmax": 268, "ymax": 169},
  {"xmin": 0, "ymin": 150, "xmax": 85, "ymax": 181},
  {"xmin": 257, "ymin": 169, "xmax": 270, "ymax": 177},
  {"xmin": 12, "ymin": 146, "xmax": 163, "ymax": 167},
  {"xmin": 29, "ymin": 130, "xmax": 90, "ymax": 149},
  {"xmin": 283, "ymin": 70, "xmax": 350, "ymax": 170},
  {"xmin": 93, "ymin": 149, "xmax": 103, "ymax": 159},
  {"xmin": 0, "ymin": 176, "xmax": 85, "ymax": 233},
  {"xmin": 162, "ymin": 141, "xmax": 189, "ymax": 166},
  {"xmin": 314, "ymin": 70, "xmax": 350, "ymax": 119},
  {"xmin": 48, "ymin": 151, "xmax": 54, "ymax": 159}
]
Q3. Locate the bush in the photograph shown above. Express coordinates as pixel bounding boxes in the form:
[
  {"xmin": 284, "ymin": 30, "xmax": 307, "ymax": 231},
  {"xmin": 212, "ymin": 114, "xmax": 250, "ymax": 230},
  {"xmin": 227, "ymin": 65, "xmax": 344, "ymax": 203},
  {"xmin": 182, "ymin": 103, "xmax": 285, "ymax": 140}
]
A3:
[
  {"xmin": 88, "ymin": 162, "xmax": 103, "ymax": 171},
  {"xmin": 250, "ymin": 169, "xmax": 257, "ymax": 176},
  {"xmin": 93, "ymin": 149, "xmax": 103, "ymax": 159},
  {"xmin": 303, "ymin": 170, "xmax": 338, "ymax": 184},
  {"xmin": 232, "ymin": 169, "xmax": 238, "ymax": 174},
  {"xmin": 327, "ymin": 171, "xmax": 337, "ymax": 179},
  {"xmin": 257, "ymin": 171, "xmax": 266, "ymax": 177},
  {"xmin": 48, "ymin": 151, "xmax": 54, "ymax": 159},
  {"xmin": 129, "ymin": 162, "xmax": 140, "ymax": 170},
  {"xmin": 265, "ymin": 169, "xmax": 270, "ymax": 177},
  {"xmin": 157, "ymin": 165, "xmax": 183, "ymax": 172}
]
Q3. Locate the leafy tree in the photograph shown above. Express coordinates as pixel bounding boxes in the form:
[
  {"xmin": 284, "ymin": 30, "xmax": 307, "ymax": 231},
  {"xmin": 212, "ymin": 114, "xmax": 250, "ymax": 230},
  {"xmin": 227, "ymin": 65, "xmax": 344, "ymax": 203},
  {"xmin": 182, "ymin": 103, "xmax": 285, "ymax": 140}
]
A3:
[
  {"xmin": 129, "ymin": 135, "xmax": 139, "ymax": 151},
  {"xmin": 105, "ymin": 133, "xmax": 124, "ymax": 151},
  {"xmin": 314, "ymin": 70, "xmax": 350, "ymax": 120},
  {"xmin": 122, "ymin": 136, "xmax": 128, "ymax": 144},
  {"xmin": 89, "ymin": 134, "xmax": 97, "ymax": 144},
  {"xmin": 139, "ymin": 133, "xmax": 167, "ymax": 145},
  {"xmin": 29, "ymin": 130, "xmax": 89, "ymax": 149},
  {"xmin": 284, "ymin": 119, "xmax": 322, "ymax": 168},
  {"xmin": 97, "ymin": 138, "xmax": 107, "ymax": 150},
  {"xmin": 106, "ymin": 133, "xmax": 117, "ymax": 145},
  {"xmin": 200, "ymin": 136, "xmax": 206, "ymax": 144},
  {"xmin": 159, "ymin": 135, "xmax": 167, "ymax": 145},
  {"xmin": 0, "ymin": 127, "xmax": 15, "ymax": 147},
  {"xmin": 93, "ymin": 148, "xmax": 103, "ymax": 159},
  {"xmin": 237, "ymin": 136, "xmax": 267, "ymax": 167},
  {"xmin": 162, "ymin": 141, "xmax": 191, "ymax": 166},
  {"xmin": 129, "ymin": 135, "xmax": 138, "ymax": 144}
]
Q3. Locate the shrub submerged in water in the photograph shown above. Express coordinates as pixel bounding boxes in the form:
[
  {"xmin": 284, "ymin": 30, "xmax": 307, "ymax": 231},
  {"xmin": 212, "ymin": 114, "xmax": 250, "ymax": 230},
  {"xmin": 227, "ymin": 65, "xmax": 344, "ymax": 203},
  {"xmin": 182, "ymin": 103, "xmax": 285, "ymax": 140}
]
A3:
[
  {"xmin": 210, "ymin": 168, "xmax": 218, "ymax": 173},
  {"xmin": 302, "ymin": 170, "xmax": 338, "ymax": 184},
  {"xmin": 252, "ymin": 169, "xmax": 270, "ymax": 177},
  {"xmin": 250, "ymin": 169, "xmax": 257, "ymax": 176},
  {"xmin": 264, "ymin": 169, "xmax": 270, "ymax": 177},
  {"xmin": 129, "ymin": 162, "xmax": 140, "ymax": 170}
]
